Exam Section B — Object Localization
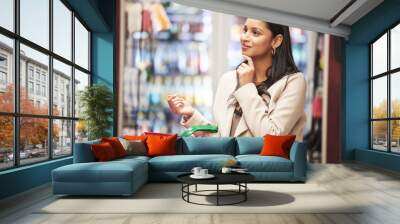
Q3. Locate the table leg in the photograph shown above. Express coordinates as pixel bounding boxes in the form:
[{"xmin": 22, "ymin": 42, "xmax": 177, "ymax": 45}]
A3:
[
  {"xmin": 187, "ymin": 184, "xmax": 190, "ymax": 202},
  {"xmin": 195, "ymin": 184, "xmax": 197, "ymax": 192},
  {"xmin": 245, "ymin": 183, "xmax": 247, "ymax": 201},
  {"xmin": 217, "ymin": 184, "xmax": 219, "ymax": 206}
]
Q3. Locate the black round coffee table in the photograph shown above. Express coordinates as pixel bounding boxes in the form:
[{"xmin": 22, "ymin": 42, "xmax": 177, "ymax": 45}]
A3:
[{"xmin": 177, "ymin": 173, "xmax": 255, "ymax": 206}]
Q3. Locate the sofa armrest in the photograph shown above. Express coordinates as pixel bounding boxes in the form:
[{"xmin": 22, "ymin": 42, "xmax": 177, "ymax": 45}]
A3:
[
  {"xmin": 289, "ymin": 142, "xmax": 307, "ymax": 181},
  {"xmin": 73, "ymin": 140, "xmax": 100, "ymax": 163}
]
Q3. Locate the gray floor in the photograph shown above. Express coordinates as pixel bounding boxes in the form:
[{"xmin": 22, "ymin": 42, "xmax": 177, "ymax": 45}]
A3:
[{"xmin": 1, "ymin": 162, "xmax": 400, "ymax": 224}]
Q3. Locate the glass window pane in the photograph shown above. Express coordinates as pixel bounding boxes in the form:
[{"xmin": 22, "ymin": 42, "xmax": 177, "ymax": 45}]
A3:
[
  {"xmin": 0, "ymin": 0, "xmax": 14, "ymax": 31},
  {"xmin": 0, "ymin": 116, "xmax": 14, "ymax": 170},
  {"xmin": 75, "ymin": 120, "xmax": 88, "ymax": 143},
  {"xmin": 20, "ymin": 44, "xmax": 49, "ymax": 115},
  {"xmin": 391, "ymin": 72, "xmax": 400, "ymax": 118},
  {"xmin": 372, "ymin": 121, "xmax": 388, "ymax": 151},
  {"xmin": 20, "ymin": 0, "xmax": 49, "ymax": 49},
  {"xmin": 0, "ymin": 34, "xmax": 14, "ymax": 112},
  {"xmin": 372, "ymin": 77, "xmax": 387, "ymax": 119},
  {"xmin": 74, "ymin": 69, "xmax": 89, "ymax": 118},
  {"xmin": 391, "ymin": 24, "xmax": 400, "ymax": 70},
  {"xmin": 74, "ymin": 18, "xmax": 89, "ymax": 70},
  {"xmin": 53, "ymin": 59, "xmax": 72, "ymax": 117},
  {"xmin": 392, "ymin": 120, "xmax": 400, "ymax": 153},
  {"xmin": 20, "ymin": 117, "xmax": 49, "ymax": 165},
  {"xmin": 53, "ymin": 119, "xmax": 72, "ymax": 157},
  {"xmin": 372, "ymin": 33, "xmax": 387, "ymax": 76},
  {"xmin": 53, "ymin": 0, "xmax": 72, "ymax": 60}
]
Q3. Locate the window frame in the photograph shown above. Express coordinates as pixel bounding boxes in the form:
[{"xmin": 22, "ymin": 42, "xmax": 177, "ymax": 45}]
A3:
[
  {"xmin": 0, "ymin": 0, "xmax": 92, "ymax": 171},
  {"xmin": 0, "ymin": 53, "xmax": 8, "ymax": 89},
  {"xmin": 370, "ymin": 20, "xmax": 400, "ymax": 154}
]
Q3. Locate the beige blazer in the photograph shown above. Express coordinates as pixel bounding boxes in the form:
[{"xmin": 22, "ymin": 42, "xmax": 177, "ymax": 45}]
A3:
[{"xmin": 181, "ymin": 70, "xmax": 307, "ymax": 141}]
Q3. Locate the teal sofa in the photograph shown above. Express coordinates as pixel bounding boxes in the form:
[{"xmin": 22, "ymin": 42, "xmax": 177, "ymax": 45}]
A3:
[{"xmin": 52, "ymin": 137, "xmax": 306, "ymax": 196}]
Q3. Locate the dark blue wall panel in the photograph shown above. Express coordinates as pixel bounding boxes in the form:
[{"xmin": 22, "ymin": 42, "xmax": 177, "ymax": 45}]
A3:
[
  {"xmin": 0, "ymin": 158, "xmax": 72, "ymax": 199},
  {"xmin": 355, "ymin": 149, "xmax": 400, "ymax": 172},
  {"xmin": 344, "ymin": 0, "xmax": 400, "ymax": 171}
]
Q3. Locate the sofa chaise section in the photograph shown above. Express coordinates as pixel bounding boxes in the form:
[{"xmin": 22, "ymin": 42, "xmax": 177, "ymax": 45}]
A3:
[{"xmin": 52, "ymin": 141, "xmax": 149, "ymax": 196}]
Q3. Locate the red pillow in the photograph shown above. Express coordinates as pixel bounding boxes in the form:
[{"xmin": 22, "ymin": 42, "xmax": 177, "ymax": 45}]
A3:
[
  {"xmin": 144, "ymin": 132, "xmax": 175, "ymax": 136},
  {"xmin": 124, "ymin": 135, "xmax": 147, "ymax": 142},
  {"xmin": 91, "ymin": 142, "xmax": 117, "ymax": 161},
  {"xmin": 259, "ymin": 134, "xmax": 296, "ymax": 159},
  {"xmin": 101, "ymin": 137, "xmax": 126, "ymax": 158},
  {"xmin": 146, "ymin": 134, "xmax": 178, "ymax": 157}
]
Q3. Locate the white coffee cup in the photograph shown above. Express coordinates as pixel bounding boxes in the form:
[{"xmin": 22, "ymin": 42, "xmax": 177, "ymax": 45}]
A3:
[
  {"xmin": 200, "ymin": 169, "xmax": 208, "ymax": 176},
  {"xmin": 221, "ymin": 167, "xmax": 232, "ymax": 174},
  {"xmin": 191, "ymin": 167, "xmax": 202, "ymax": 176}
]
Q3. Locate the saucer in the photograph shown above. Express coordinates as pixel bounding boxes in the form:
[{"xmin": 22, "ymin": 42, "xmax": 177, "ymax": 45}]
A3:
[
  {"xmin": 232, "ymin": 170, "xmax": 249, "ymax": 174},
  {"xmin": 190, "ymin": 174, "xmax": 215, "ymax": 179}
]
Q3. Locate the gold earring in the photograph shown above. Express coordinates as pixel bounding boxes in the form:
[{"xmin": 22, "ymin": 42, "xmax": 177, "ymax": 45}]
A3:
[{"xmin": 272, "ymin": 48, "xmax": 276, "ymax": 56}]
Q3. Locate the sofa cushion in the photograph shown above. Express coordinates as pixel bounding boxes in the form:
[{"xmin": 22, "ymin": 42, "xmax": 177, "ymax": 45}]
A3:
[
  {"xmin": 114, "ymin": 155, "xmax": 150, "ymax": 164},
  {"xmin": 144, "ymin": 132, "xmax": 175, "ymax": 136},
  {"xmin": 101, "ymin": 137, "xmax": 127, "ymax": 158},
  {"xmin": 119, "ymin": 138, "xmax": 148, "ymax": 156},
  {"xmin": 91, "ymin": 142, "xmax": 118, "ymax": 161},
  {"xmin": 147, "ymin": 134, "xmax": 178, "ymax": 157},
  {"xmin": 235, "ymin": 137, "xmax": 263, "ymax": 155},
  {"xmin": 178, "ymin": 137, "xmax": 236, "ymax": 155},
  {"xmin": 236, "ymin": 155, "xmax": 293, "ymax": 172},
  {"xmin": 124, "ymin": 135, "xmax": 148, "ymax": 142},
  {"xmin": 260, "ymin": 134, "xmax": 296, "ymax": 159},
  {"xmin": 148, "ymin": 154, "xmax": 235, "ymax": 172},
  {"xmin": 73, "ymin": 139, "xmax": 100, "ymax": 163},
  {"xmin": 52, "ymin": 158, "xmax": 147, "ymax": 183}
]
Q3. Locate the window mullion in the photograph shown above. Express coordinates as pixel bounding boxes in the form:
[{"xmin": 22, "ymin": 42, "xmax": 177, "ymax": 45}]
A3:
[
  {"xmin": 0, "ymin": 0, "xmax": 85, "ymax": 170},
  {"xmin": 72, "ymin": 10, "xmax": 76, "ymax": 155},
  {"xmin": 48, "ymin": 0, "xmax": 54, "ymax": 160},
  {"xmin": 370, "ymin": 45, "xmax": 373, "ymax": 149},
  {"xmin": 14, "ymin": 0, "xmax": 20, "ymax": 167},
  {"xmin": 387, "ymin": 29, "xmax": 391, "ymax": 152}
]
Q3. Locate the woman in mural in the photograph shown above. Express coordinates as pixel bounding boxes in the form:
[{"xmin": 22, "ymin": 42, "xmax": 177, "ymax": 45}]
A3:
[{"xmin": 167, "ymin": 18, "xmax": 307, "ymax": 141}]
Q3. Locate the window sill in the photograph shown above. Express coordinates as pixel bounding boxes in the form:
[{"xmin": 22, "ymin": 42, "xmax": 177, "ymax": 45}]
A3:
[
  {"xmin": 355, "ymin": 148, "xmax": 400, "ymax": 172},
  {"xmin": 0, "ymin": 156, "xmax": 72, "ymax": 175}
]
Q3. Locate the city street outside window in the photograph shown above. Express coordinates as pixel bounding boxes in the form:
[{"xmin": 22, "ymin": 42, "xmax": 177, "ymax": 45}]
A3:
[
  {"xmin": 0, "ymin": 0, "xmax": 91, "ymax": 171},
  {"xmin": 371, "ymin": 23, "xmax": 400, "ymax": 154}
]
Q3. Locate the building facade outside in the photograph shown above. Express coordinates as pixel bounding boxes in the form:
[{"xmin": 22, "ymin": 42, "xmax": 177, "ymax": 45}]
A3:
[{"xmin": 0, "ymin": 41, "xmax": 76, "ymax": 168}]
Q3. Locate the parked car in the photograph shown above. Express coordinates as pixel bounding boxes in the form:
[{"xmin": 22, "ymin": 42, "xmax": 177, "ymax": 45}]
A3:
[
  {"xmin": 54, "ymin": 149, "xmax": 62, "ymax": 156},
  {"xmin": 8, "ymin": 150, "xmax": 32, "ymax": 160},
  {"xmin": 7, "ymin": 153, "xmax": 13, "ymax": 161}
]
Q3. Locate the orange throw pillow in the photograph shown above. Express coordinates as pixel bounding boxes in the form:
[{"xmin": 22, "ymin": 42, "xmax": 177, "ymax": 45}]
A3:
[
  {"xmin": 144, "ymin": 132, "xmax": 175, "ymax": 136},
  {"xmin": 259, "ymin": 134, "xmax": 296, "ymax": 159},
  {"xmin": 91, "ymin": 142, "xmax": 117, "ymax": 161},
  {"xmin": 146, "ymin": 134, "xmax": 178, "ymax": 157},
  {"xmin": 101, "ymin": 137, "xmax": 127, "ymax": 158},
  {"xmin": 124, "ymin": 135, "xmax": 147, "ymax": 142}
]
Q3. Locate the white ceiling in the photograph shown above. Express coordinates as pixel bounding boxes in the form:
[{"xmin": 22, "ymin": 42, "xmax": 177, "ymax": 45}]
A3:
[
  {"xmin": 172, "ymin": 0, "xmax": 384, "ymax": 38},
  {"xmin": 226, "ymin": 0, "xmax": 352, "ymax": 23}
]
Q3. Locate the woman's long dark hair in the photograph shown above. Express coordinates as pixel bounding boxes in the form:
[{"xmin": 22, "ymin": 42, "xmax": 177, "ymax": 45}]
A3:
[{"xmin": 237, "ymin": 21, "xmax": 299, "ymax": 89}]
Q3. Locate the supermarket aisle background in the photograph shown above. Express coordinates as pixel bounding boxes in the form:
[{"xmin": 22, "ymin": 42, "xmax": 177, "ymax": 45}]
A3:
[{"xmin": 118, "ymin": 0, "xmax": 328, "ymax": 162}]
